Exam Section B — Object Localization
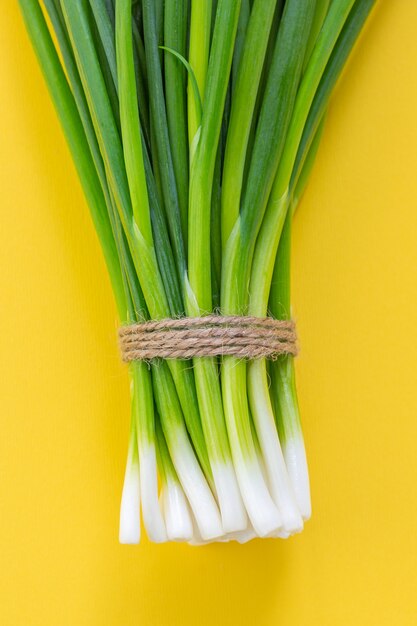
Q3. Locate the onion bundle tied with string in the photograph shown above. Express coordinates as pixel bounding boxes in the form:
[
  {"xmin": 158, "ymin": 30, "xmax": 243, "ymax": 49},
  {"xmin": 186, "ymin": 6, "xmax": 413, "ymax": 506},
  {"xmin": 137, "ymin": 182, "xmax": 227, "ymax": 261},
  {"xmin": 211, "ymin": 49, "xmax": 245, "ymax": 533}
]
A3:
[{"xmin": 20, "ymin": 0, "xmax": 376, "ymax": 544}]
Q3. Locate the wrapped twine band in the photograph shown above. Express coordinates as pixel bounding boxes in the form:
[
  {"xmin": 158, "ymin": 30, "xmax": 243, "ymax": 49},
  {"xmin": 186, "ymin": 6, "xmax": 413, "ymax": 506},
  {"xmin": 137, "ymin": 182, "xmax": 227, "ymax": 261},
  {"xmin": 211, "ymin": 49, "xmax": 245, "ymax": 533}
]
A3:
[{"xmin": 119, "ymin": 315, "xmax": 297, "ymax": 362}]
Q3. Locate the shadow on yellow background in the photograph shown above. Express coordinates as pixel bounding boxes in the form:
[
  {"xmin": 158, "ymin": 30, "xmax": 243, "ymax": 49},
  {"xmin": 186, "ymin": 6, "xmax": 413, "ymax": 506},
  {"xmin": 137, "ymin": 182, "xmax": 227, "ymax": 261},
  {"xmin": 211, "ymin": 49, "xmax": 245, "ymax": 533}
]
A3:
[{"xmin": 1, "ymin": 2, "xmax": 417, "ymax": 625}]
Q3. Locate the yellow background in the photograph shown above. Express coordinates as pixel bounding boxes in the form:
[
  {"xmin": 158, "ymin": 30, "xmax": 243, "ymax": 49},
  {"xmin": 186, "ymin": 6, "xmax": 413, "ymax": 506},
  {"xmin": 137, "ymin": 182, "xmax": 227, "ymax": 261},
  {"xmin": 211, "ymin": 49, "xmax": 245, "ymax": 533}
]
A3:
[{"xmin": 1, "ymin": 2, "xmax": 417, "ymax": 624}]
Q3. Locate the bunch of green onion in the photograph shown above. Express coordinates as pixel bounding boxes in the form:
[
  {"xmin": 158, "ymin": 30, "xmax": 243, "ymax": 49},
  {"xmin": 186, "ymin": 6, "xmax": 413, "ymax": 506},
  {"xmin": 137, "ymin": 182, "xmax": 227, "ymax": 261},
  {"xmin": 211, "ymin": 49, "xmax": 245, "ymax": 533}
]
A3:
[{"xmin": 20, "ymin": 0, "xmax": 376, "ymax": 544}]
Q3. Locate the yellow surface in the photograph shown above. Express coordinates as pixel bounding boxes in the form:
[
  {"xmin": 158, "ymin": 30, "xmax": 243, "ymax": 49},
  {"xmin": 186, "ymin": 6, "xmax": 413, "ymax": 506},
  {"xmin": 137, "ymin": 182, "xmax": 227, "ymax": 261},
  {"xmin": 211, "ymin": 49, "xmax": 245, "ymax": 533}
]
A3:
[{"xmin": 1, "ymin": 2, "xmax": 417, "ymax": 625}]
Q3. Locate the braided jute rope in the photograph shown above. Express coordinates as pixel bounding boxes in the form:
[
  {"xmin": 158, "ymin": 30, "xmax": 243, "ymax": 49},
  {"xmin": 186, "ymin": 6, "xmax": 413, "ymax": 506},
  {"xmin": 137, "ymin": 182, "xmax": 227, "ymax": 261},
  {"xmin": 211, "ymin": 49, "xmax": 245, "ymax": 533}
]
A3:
[{"xmin": 119, "ymin": 315, "xmax": 297, "ymax": 361}]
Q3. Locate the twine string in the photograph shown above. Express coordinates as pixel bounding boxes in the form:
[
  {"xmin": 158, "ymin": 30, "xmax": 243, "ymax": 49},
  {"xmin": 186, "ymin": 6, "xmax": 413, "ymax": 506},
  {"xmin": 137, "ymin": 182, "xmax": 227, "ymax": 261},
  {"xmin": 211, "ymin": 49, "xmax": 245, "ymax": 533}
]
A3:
[{"xmin": 119, "ymin": 315, "xmax": 297, "ymax": 361}]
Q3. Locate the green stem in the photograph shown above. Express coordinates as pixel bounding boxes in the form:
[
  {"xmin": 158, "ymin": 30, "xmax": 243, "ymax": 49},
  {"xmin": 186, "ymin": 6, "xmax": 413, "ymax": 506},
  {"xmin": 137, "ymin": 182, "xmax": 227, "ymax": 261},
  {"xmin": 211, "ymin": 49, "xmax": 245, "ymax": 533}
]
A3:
[
  {"xmin": 142, "ymin": 0, "xmax": 187, "ymax": 282},
  {"xmin": 265, "ymin": 0, "xmax": 375, "ymax": 518},
  {"xmin": 164, "ymin": 0, "xmax": 189, "ymax": 250},
  {"xmin": 221, "ymin": 0, "xmax": 315, "ymax": 315},
  {"xmin": 232, "ymin": 0, "xmax": 250, "ymax": 89},
  {"xmin": 188, "ymin": 0, "xmax": 242, "ymax": 314},
  {"xmin": 220, "ymin": 0, "xmax": 315, "ymax": 536},
  {"xmin": 221, "ymin": 0, "xmax": 277, "ymax": 250},
  {"xmin": 188, "ymin": 0, "xmax": 212, "ymax": 149},
  {"xmin": 303, "ymin": 0, "xmax": 331, "ymax": 69},
  {"xmin": 268, "ymin": 0, "xmax": 378, "ymax": 442},
  {"xmin": 249, "ymin": 0, "xmax": 357, "ymax": 322},
  {"xmin": 292, "ymin": 112, "xmax": 326, "ymax": 211},
  {"xmin": 90, "ymin": 0, "xmax": 118, "ymax": 88},
  {"xmin": 115, "ymin": 0, "xmax": 212, "ymax": 484},
  {"xmin": 186, "ymin": 0, "xmax": 248, "ymax": 534}
]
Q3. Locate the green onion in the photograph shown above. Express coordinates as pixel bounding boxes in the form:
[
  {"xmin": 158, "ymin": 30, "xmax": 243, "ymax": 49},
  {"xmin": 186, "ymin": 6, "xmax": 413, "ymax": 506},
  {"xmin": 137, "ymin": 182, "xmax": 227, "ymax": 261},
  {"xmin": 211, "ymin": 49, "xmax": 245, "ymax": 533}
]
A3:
[
  {"xmin": 19, "ymin": 0, "xmax": 376, "ymax": 543},
  {"xmin": 188, "ymin": 0, "xmax": 212, "ymax": 150},
  {"xmin": 268, "ymin": 0, "xmax": 377, "ymax": 519},
  {"xmin": 186, "ymin": 0, "xmax": 247, "ymax": 534},
  {"xmin": 221, "ymin": 0, "xmax": 316, "ymax": 536},
  {"xmin": 246, "ymin": 0, "xmax": 357, "ymax": 525}
]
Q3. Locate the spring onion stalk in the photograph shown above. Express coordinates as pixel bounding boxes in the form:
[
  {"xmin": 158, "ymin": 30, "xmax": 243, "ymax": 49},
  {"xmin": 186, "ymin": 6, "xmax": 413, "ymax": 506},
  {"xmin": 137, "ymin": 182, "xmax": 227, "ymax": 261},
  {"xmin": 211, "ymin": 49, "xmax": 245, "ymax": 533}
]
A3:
[
  {"xmin": 130, "ymin": 362, "xmax": 167, "ymax": 543},
  {"xmin": 221, "ymin": 0, "xmax": 315, "ymax": 536},
  {"xmin": 304, "ymin": 0, "xmax": 331, "ymax": 68},
  {"xmin": 249, "ymin": 0, "xmax": 376, "ymax": 519},
  {"xmin": 268, "ymin": 0, "xmax": 377, "ymax": 519},
  {"xmin": 20, "ymin": 0, "xmax": 376, "ymax": 543},
  {"xmin": 221, "ymin": 0, "xmax": 278, "ymax": 250},
  {"xmin": 187, "ymin": 0, "xmax": 212, "ymax": 150},
  {"xmin": 116, "ymin": 0, "xmax": 222, "ymax": 540},
  {"xmin": 265, "ymin": 116, "xmax": 327, "ymax": 520},
  {"xmin": 156, "ymin": 418, "xmax": 193, "ymax": 542},
  {"xmin": 247, "ymin": 0, "xmax": 357, "ymax": 523},
  {"xmin": 115, "ymin": 3, "xmax": 221, "ymax": 540},
  {"xmin": 67, "ymin": 0, "xmax": 208, "ymax": 486},
  {"xmin": 163, "ymin": 0, "xmax": 189, "ymax": 249},
  {"xmin": 139, "ymin": 6, "xmax": 220, "ymax": 500},
  {"xmin": 292, "ymin": 113, "xmax": 327, "ymax": 212},
  {"xmin": 90, "ymin": 0, "xmax": 118, "ymax": 87},
  {"xmin": 66, "ymin": 0, "xmax": 217, "ymax": 538},
  {"xmin": 239, "ymin": 0, "xmax": 284, "ymax": 195},
  {"xmin": 142, "ymin": 0, "xmax": 186, "ymax": 282},
  {"xmin": 119, "ymin": 415, "xmax": 141, "ymax": 544},
  {"xmin": 187, "ymin": 0, "xmax": 247, "ymax": 534},
  {"xmin": 263, "ymin": 117, "xmax": 327, "ymax": 522},
  {"xmin": 232, "ymin": 0, "xmax": 250, "ymax": 90}
]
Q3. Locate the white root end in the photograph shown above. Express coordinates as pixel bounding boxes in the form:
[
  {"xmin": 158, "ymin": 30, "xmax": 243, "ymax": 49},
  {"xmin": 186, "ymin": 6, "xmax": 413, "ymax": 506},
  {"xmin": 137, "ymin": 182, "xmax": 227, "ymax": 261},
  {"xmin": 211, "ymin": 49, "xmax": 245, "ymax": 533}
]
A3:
[
  {"xmin": 162, "ymin": 479, "xmax": 193, "ymax": 542},
  {"xmin": 248, "ymin": 362, "xmax": 303, "ymax": 534},
  {"xmin": 211, "ymin": 461, "xmax": 247, "ymax": 534},
  {"xmin": 119, "ymin": 457, "xmax": 140, "ymax": 544},
  {"xmin": 233, "ymin": 455, "xmax": 282, "ymax": 537},
  {"xmin": 188, "ymin": 523, "xmax": 259, "ymax": 545},
  {"xmin": 283, "ymin": 437, "xmax": 311, "ymax": 521},
  {"xmin": 139, "ymin": 444, "xmax": 167, "ymax": 543},
  {"xmin": 221, "ymin": 369, "xmax": 282, "ymax": 536},
  {"xmin": 171, "ymin": 428, "xmax": 223, "ymax": 540},
  {"xmin": 229, "ymin": 525, "xmax": 258, "ymax": 544}
]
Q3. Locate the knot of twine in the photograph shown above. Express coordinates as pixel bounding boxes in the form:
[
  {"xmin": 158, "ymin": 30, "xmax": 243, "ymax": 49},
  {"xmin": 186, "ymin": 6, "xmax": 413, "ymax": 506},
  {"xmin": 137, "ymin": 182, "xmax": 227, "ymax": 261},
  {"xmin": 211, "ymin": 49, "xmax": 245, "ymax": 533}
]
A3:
[{"xmin": 119, "ymin": 315, "xmax": 297, "ymax": 362}]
